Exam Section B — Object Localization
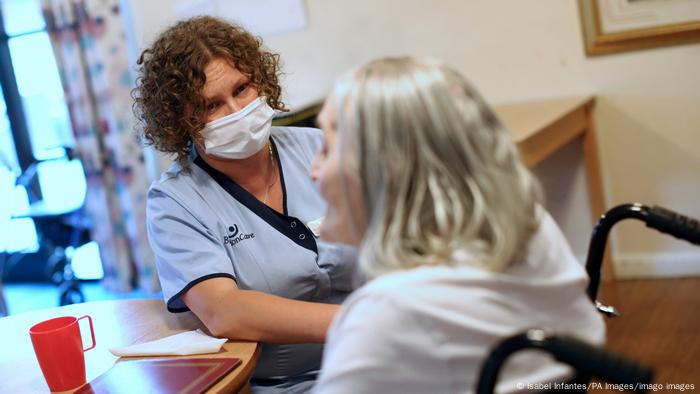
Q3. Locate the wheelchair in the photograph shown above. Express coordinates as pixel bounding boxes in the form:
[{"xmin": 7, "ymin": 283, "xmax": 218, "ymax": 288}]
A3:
[
  {"xmin": 4, "ymin": 150, "xmax": 91, "ymax": 307},
  {"xmin": 477, "ymin": 203, "xmax": 700, "ymax": 393}
]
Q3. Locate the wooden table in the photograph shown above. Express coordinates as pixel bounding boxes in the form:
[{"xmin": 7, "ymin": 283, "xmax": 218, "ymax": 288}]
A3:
[
  {"xmin": 0, "ymin": 299, "xmax": 260, "ymax": 393},
  {"xmin": 495, "ymin": 95, "xmax": 614, "ymax": 279}
]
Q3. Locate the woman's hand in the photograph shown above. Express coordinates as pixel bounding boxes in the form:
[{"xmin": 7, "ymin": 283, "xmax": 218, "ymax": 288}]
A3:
[{"xmin": 182, "ymin": 277, "xmax": 339, "ymax": 343}]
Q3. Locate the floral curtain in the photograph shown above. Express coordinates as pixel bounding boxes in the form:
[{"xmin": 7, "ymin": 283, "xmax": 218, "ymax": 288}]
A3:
[{"xmin": 40, "ymin": 0, "xmax": 158, "ymax": 292}]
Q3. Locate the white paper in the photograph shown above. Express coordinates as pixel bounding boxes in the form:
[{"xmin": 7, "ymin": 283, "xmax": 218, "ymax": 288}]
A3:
[
  {"xmin": 307, "ymin": 217, "xmax": 324, "ymax": 237},
  {"xmin": 109, "ymin": 329, "xmax": 227, "ymax": 357}
]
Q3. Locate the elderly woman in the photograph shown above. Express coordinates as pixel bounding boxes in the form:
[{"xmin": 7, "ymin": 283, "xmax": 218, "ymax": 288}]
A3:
[
  {"xmin": 132, "ymin": 16, "xmax": 355, "ymax": 393},
  {"xmin": 310, "ymin": 57, "xmax": 605, "ymax": 393}
]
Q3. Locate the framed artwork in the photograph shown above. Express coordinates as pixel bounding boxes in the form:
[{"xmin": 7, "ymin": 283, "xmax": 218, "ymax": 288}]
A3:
[{"xmin": 578, "ymin": 0, "xmax": 700, "ymax": 55}]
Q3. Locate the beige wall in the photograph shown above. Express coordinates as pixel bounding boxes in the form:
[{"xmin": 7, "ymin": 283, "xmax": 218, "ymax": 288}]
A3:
[{"xmin": 125, "ymin": 0, "xmax": 700, "ymax": 277}]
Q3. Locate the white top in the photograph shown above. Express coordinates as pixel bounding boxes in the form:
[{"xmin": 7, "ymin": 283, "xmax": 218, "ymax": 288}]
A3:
[{"xmin": 313, "ymin": 210, "xmax": 605, "ymax": 394}]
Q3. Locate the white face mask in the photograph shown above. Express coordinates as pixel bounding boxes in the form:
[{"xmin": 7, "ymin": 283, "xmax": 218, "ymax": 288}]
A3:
[{"xmin": 200, "ymin": 97, "xmax": 276, "ymax": 159}]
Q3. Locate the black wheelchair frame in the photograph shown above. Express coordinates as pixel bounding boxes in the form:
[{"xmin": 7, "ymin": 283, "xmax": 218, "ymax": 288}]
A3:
[
  {"xmin": 477, "ymin": 203, "xmax": 700, "ymax": 393},
  {"xmin": 585, "ymin": 203, "xmax": 700, "ymax": 316},
  {"xmin": 476, "ymin": 329, "xmax": 653, "ymax": 394}
]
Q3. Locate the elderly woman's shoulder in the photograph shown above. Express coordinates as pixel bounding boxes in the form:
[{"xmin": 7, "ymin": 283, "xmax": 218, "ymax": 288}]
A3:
[{"xmin": 346, "ymin": 267, "xmax": 466, "ymax": 306}]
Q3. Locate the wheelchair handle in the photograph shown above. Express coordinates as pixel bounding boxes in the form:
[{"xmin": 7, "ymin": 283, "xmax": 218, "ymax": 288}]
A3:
[
  {"xmin": 646, "ymin": 206, "xmax": 700, "ymax": 245},
  {"xmin": 476, "ymin": 330, "xmax": 653, "ymax": 394},
  {"xmin": 545, "ymin": 335, "xmax": 653, "ymax": 392},
  {"xmin": 586, "ymin": 203, "xmax": 700, "ymax": 302}
]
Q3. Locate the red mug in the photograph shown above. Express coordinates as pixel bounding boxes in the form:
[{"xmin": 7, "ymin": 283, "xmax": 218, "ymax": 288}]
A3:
[{"xmin": 29, "ymin": 315, "xmax": 96, "ymax": 392}]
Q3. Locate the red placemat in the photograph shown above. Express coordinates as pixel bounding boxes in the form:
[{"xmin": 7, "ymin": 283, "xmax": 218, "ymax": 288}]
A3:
[{"xmin": 74, "ymin": 358, "xmax": 242, "ymax": 394}]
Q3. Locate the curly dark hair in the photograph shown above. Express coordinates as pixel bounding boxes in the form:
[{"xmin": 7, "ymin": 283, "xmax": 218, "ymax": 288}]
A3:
[{"xmin": 132, "ymin": 16, "xmax": 286, "ymax": 166}]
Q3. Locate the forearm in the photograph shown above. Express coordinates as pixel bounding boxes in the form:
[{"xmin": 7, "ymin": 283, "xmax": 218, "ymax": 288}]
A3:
[
  {"xmin": 183, "ymin": 278, "xmax": 340, "ymax": 343},
  {"xmin": 212, "ymin": 290, "xmax": 339, "ymax": 343}
]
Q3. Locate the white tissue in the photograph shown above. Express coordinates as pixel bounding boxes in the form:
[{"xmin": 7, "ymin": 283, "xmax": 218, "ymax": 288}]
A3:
[{"xmin": 109, "ymin": 329, "xmax": 227, "ymax": 357}]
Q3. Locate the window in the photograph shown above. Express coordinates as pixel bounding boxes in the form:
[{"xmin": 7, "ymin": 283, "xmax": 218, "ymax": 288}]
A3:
[
  {"xmin": 0, "ymin": 0, "xmax": 77, "ymax": 253},
  {"xmin": 0, "ymin": 0, "xmax": 74, "ymax": 172}
]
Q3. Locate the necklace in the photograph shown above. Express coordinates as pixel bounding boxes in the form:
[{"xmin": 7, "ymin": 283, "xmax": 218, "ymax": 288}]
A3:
[{"xmin": 262, "ymin": 143, "xmax": 278, "ymax": 205}]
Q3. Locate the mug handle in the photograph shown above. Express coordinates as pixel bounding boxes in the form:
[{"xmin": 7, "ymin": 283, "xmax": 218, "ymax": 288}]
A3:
[{"xmin": 77, "ymin": 315, "xmax": 96, "ymax": 352}]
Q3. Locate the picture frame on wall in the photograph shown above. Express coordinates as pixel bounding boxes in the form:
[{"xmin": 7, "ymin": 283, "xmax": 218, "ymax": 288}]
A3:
[{"xmin": 578, "ymin": 0, "xmax": 700, "ymax": 55}]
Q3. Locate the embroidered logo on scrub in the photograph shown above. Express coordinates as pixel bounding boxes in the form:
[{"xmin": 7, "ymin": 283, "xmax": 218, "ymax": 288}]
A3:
[{"xmin": 224, "ymin": 224, "xmax": 255, "ymax": 246}]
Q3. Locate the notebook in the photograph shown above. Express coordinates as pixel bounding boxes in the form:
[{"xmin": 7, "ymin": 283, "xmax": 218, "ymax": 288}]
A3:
[{"xmin": 74, "ymin": 358, "xmax": 242, "ymax": 394}]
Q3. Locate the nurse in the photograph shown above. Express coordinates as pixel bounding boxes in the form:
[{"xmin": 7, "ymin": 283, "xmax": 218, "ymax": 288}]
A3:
[{"xmin": 132, "ymin": 16, "xmax": 355, "ymax": 393}]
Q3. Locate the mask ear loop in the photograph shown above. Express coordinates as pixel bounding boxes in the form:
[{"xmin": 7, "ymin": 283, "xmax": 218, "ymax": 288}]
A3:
[{"xmin": 189, "ymin": 105, "xmax": 208, "ymax": 159}]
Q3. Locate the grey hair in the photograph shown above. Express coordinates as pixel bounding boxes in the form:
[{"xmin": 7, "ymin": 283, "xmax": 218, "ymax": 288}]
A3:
[{"xmin": 332, "ymin": 57, "xmax": 542, "ymax": 278}]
